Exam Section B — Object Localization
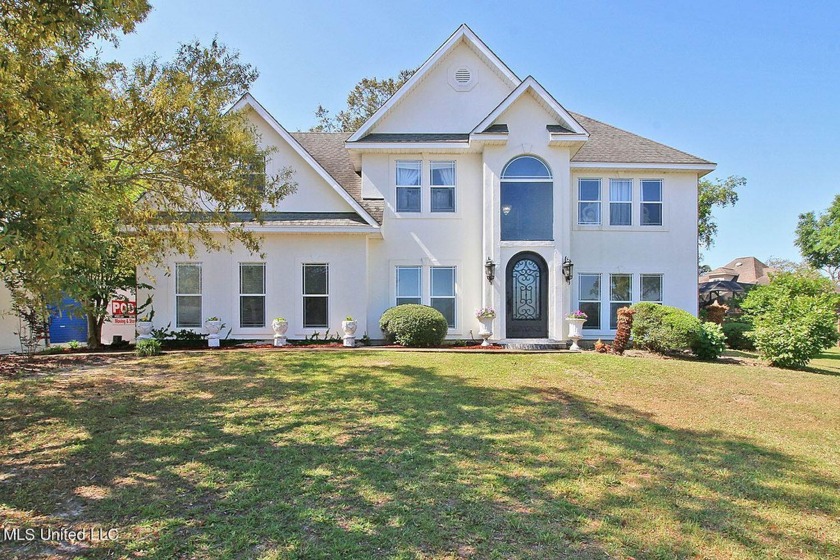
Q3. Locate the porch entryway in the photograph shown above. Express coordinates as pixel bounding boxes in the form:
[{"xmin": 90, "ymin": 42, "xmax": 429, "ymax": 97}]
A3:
[{"xmin": 505, "ymin": 251, "xmax": 549, "ymax": 338}]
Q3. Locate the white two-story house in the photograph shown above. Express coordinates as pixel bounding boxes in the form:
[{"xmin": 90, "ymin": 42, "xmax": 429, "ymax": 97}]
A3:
[{"xmin": 137, "ymin": 24, "xmax": 715, "ymax": 345}]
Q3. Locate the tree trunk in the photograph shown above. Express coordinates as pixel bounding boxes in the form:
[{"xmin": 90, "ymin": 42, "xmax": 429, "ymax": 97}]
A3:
[{"xmin": 87, "ymin": 312, "xmax": 102, "ymax": 350}]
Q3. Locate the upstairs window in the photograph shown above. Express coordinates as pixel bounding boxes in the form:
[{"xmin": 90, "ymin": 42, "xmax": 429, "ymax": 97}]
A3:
[
  {"xmin": 609, "ymin": 179, "xmax": 632, "ymax": 226},
  {"xmin": 243, "ymin": 155, "xmax": 266, "ymax": 194},
  {"xmin": 578, "ymin": 179, "xmax": 601, "ymax": 225},
  {"xmin": 430, "ymin": 161, "xmax": 456, "ymax": 212},
  {"xmin": 501, "ymin": 156, "xmax": 553, "ymax": 241},
  {"xmin": 641, "ymin": 180, "xmax": 663, "ymax": 226},
  {"xmin": 396, "ymin": 160, "xmax": 421, "ymax": 212}
]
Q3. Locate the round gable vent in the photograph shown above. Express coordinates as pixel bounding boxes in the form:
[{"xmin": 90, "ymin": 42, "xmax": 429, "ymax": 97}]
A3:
[{"xmin": 448, "ymin": 65, "xmax": 477, "ymax": 91}]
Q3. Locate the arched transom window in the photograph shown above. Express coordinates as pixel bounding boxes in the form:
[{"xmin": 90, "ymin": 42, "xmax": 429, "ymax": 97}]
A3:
[{"xmin": 501, "ymin": 156, "xmax": 553, "ymax": 241}]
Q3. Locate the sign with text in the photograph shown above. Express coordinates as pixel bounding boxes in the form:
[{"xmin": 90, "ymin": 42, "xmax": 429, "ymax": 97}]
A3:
[{"xmin": 109, "ymin": 300, "xmax": 136, "ymax": 320}]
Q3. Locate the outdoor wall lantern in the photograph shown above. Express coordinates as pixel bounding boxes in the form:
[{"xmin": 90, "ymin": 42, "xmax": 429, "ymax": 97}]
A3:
[
  {"xmin": 562, "ymin": 256, "xmax": 574, "ymax": 283},
  {"xmin": 485, "ymin": 258, "xmax": 496, "ymax": 284},
  {"xmin": 501, "ymin": 204, "xmax": 512, "ymax": 215}
]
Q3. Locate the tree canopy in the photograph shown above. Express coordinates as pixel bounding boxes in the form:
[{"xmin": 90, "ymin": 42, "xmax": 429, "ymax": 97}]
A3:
[
  {"xmin": 0, "ymin": 0, "xmax": 296, "ymax": 348},
  {"xmin": 311, "ymin": 69, "xmax": 415, "ymax": 132},
  {"xmin": 697, "ymin": 175, "xmax": 746, "ymax": 250},
  {"xmin": 795, "ymin": 194, "xmax": 840, "ymax": 285}
]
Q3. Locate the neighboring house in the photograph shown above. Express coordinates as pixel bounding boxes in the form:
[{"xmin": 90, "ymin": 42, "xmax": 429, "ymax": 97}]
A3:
[
  {"xmin": 698, "ymin": 256, "xmax": 776, "ymax": 307},
  {"xmin": 137, "ymin": 24, "xmax": 715, "ymax": 344}
]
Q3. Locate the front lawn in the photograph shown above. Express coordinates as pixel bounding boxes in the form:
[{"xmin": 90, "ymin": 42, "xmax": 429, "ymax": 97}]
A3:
[{"xmin": 1, "ymin": 349, "xmax": 839, "ymax": 558}]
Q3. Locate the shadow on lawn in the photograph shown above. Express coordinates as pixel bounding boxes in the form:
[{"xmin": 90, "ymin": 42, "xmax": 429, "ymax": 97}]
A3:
[{"xmin": 1, "ymin": 352, "xmax": 838, "ymax": 559}]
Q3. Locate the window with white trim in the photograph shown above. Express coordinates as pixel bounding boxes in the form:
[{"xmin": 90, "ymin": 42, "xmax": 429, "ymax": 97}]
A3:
[
  {"xmin": 396, "ymin": 266, "xmax": 421, "ymax": 305},
  {"xmin": 641, "ymin": 179, "xmax": 663, "ymax": 226},
  {"xmin": 396, "ymin": 160, "xmax": 421, "ymax": 212},
  {"xmin": 175, "ymin": 263, "xmax": 202, "ymax": 328},
  {"xmin": 641, "ymin": 274, "xmax": 663, "ymax": 303},
  {"xmin": 239, "ymin": 263, "xmax": 265, "ymax": 328},
  {"xmin": 578, "ymin": 178, "xmax": 601, "ymax": 225},
  {"xmin": 578, "ymin": 274, "xmax": 601, "ymax": 330},
  {"xmin": 609, "ymin": 273, "xmax": 632, "ymax": 329},
  {"xmin": 609, "ymin": 179, "xmax": 632, "ymax": 226},
  {"xmin": 431, "ymin": 267, "xmax": 456, "ymax": 327},
  {"xmin": 430, "ymin": 161, "xmax": 456, "ymax": 212},
  {"xmin": 302, "ymin": 264, "xmax": 328, "ymax": 328}
]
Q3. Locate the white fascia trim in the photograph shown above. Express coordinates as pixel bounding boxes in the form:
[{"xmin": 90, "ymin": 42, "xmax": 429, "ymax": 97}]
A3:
[
  {"xmin": 469, "ymin": 133, "xmax": 509, "ymax": 143},
  {"xmin": 548, "ymin": 133, "xmax": 590, "ymax": 143},
  {"xmin": 471, "ymin": 76, "xmax": 589, "ymax": 137},
  {"xmin": 347, "ymin": 24, "xmax": 521, "ymax": 142},
  {"xmin": 231, "ymin": 93, "xmax": 380, "ymax": 228},
  {"xmin": 571, "ymin": 162, "xmax": 717, "ymax": 173},
  {"xmin": 206, "ymin": 225, "xmax": 381, "ymax": 234}
]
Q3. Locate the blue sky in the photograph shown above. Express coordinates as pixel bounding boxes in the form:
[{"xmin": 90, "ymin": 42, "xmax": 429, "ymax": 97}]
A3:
[{"xmin": 99, "ymin": 0, "xmax": 840, "ymax": 268}]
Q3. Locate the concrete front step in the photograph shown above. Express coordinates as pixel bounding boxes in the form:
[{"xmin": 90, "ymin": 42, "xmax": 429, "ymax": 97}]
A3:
[{"xmin": 502, "ymin": 339, "xmax": 568, "ymax": 351}]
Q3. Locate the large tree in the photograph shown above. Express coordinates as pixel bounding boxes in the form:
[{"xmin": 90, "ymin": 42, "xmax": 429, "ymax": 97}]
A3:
[
  {"xmin": 1, "ymin": 1, "xmax": 296, "ymax": 348},
  {"xmin": 795, "ymin": 194, "xmax": 840, "ymax": 286},
  {"xmin": 311, "ymin": 69, "xmax": 415, "ymax": 132},
  {"xmin": 697, "ymin": 175, "xmax": 746, "ymax": 250}
]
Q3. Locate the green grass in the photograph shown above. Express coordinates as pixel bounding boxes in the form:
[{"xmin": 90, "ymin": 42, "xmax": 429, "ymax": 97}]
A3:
[{"xmin": 1, "ymin": 348, "xmax": 839, "ymax": 559}]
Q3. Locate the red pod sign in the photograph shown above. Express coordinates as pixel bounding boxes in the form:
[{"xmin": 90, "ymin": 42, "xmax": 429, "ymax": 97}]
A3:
[{"xmin": 109, "ymin": 300, "xmax": 136, "ymax": 318}]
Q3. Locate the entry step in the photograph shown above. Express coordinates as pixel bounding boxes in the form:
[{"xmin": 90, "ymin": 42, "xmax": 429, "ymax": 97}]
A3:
[{"xmin": 502, "ymin": 339, "xmax": 568, "ymax": 351}]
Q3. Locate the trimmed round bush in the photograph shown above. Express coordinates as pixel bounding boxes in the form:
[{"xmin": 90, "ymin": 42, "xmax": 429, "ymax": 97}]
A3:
[
  {"xmin": 631, "ymin": 302, "xmax": 701, "ymax": 354},
  {"xmin": 722, "ymin": 320, "xmax": 754, "ymax": 350},
  {"xmin": 379, "ymin": 304, "xmax": 448, "ymax": 347},
  {"xmin": 691, "ymin": 322, "xmax": 726, "ymax": 360}
]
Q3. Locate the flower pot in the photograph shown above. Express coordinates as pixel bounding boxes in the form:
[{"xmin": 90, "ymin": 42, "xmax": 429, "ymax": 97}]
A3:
[
  {"xmin": 272, "ymin": 319, "xmax": 288, "ymax": 347},
  {"xmin": 342, "ymin": 320, "xmax": 358, "ymax": 347},
  {"xmin": 205, "ymin": 320, "xmax": 223, "ymax": 348},
  {"xmin": 136, "ymin": 321, "xmax": 154, "ymax": 341},
  {"xmin": 478, "ymin": 317, "xmax": 493, "ymax": 347},
  {"xmin": 566, "ymin": 318, "xmax": 586, "ymax": 351}
]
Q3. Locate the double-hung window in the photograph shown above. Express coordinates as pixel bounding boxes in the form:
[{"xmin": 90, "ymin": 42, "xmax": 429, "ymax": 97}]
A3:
[
  {"xmin": 175, "ymin": 263, "xmax": 202, "ymax": 328},
  {"xmin": 578, "ymin": 179, "xmax": 601, "ymax": 225},
  {"xmin": 578, "ymin": 274, "xmax": 601, "ymax": 330},
  {"xmin": 431, "ymin": 267, "xmax": 456, "ymax": 327},
  {"xmin": 302, "ymin": 264, "xmax": 328, "ymax": 328},
  {"xmin": 396, "ymin": 160, "xmax": 421, "ymax": 212},
  {"xmin": 641, "ymin": 274, "xmax": 663, "ymax": 303},
  {"xmin": 609, "ymin": 179, "xmax": 632, "ymax": 226},
  {"xmin": 641, "ymin": 179, "xmax": 663, "ymax": 226},
  {"xmin": 430, "ymin": 161, "xmax": 456, "ymax": 212},
  {"xmin": 239, "ymin": 263, "xmax": 266, "ymax": 328},
  {"xmin": 396, "ymin": 266, "xmax": 421, "ymax": 305},
  {"xmin": 609, "ymin": 274, "xmax": 632, "ymax": 329}
]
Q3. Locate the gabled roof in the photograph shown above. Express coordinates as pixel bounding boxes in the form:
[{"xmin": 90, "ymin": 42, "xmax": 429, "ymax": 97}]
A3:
[
  {"xmin": 290, "ymin": 132, "xmax": 384, "ymax": 223},
  {"xmin": 470, "ymin": 76, "xmax": 588, "ymax": 138},
  {"xmin": 231, "ymin": 94, "xmax": 380, "ymax": 226},
  {"xmin": 699, "ymin": 257, "xmax": 775, "ymax": 285},
  {"xmin": 347, "ymin": 24, "xmax": 520, "ymax": 142},
  {"xmin": 570, "ymin": 113, "xmax": 713, "ymax": 166}
]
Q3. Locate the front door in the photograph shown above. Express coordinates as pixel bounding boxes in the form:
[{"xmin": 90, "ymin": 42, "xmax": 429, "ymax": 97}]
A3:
[{"xmin": 505, "ymin": 252, "xmax": 549, "ymax": 338}]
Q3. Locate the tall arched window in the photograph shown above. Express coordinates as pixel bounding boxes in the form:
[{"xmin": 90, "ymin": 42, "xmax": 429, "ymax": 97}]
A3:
[{"xmin": 500, "ymin": 156, "xmax": 553, "ymax": 241}]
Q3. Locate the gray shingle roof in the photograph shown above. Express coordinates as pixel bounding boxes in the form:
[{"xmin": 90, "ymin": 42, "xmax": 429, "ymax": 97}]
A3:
[
  {"xmin": 290, "ymin": 132, "xmax": 384, "ymax": 224},
  {"xmin": 182, "ymin": 212, "xmax": 371, "ymax": 227},
  {"xmin": 546, "ymin": 124, "xmax": 574, "ymax": 134},
  {"xmin": 570, "ymin": 113, "xmax": 713, "ymax": 165},
  {"xmin": 482, "ymin": 124, "xmax": 508, "ymax": 133},
  {"xmin": 354, "ymin": 133, "xmax": 470, "ymax": 143}
]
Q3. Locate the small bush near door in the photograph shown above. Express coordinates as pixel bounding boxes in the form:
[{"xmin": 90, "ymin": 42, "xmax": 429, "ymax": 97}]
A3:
[{"xmin": 379, "ymin": 305, "xmax": 448, "ymax": 347}]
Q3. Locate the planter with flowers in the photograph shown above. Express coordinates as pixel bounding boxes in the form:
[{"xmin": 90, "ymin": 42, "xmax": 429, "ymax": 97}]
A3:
[
  {"xmin": 272, "ymin": 317, "xmax": 288, "ymax": 347},
  {"xmin": 205, "ymin": 316, "xmax": 224, "ymax": 348},
  {"xmin": 475, "ymin": 307, "xmax": 496, "ymax": 347},
  {"xmin": 566, "ymin": 310, "xmax": 587, "ymax": 351},
  {"xmin": 342, "ymin": 316, "xmax": 358, "ymax": 347},
  {"xmin": 136, "ymin": 315, "xmax": 154, "ymax": 341}
]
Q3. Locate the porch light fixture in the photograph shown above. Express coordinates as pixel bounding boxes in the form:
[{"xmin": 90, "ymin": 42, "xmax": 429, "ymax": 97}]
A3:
[
  {"xmin": 562, "ymin": 257, "xmax": 574, "ymax": 283},
  {"xmin": 484, "ymin": 258, "xmax": 496, "ymax": 284}
]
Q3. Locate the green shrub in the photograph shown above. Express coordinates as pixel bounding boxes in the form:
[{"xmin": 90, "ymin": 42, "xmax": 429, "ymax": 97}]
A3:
[
  {"xmin": 379, "ymin": 304, "xmax": 448, "ymax": 347},
  {"xmin": 722, "ymin": 320, "xmax": 754, "ymax": 350},
  {"xmin": 135, "ymin": 339, "xmax": 162, "ymax": 357},
  {"xmin": 691, "ymin": 322, "xmax": 726, "ymax": 360},
  {"xmin": 631, "ymin": 302, "xmax": 700, "ymax": 353},
  {"xmin": 741, "ymin": 272, "xmax": 840, "ymax": 369}
]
